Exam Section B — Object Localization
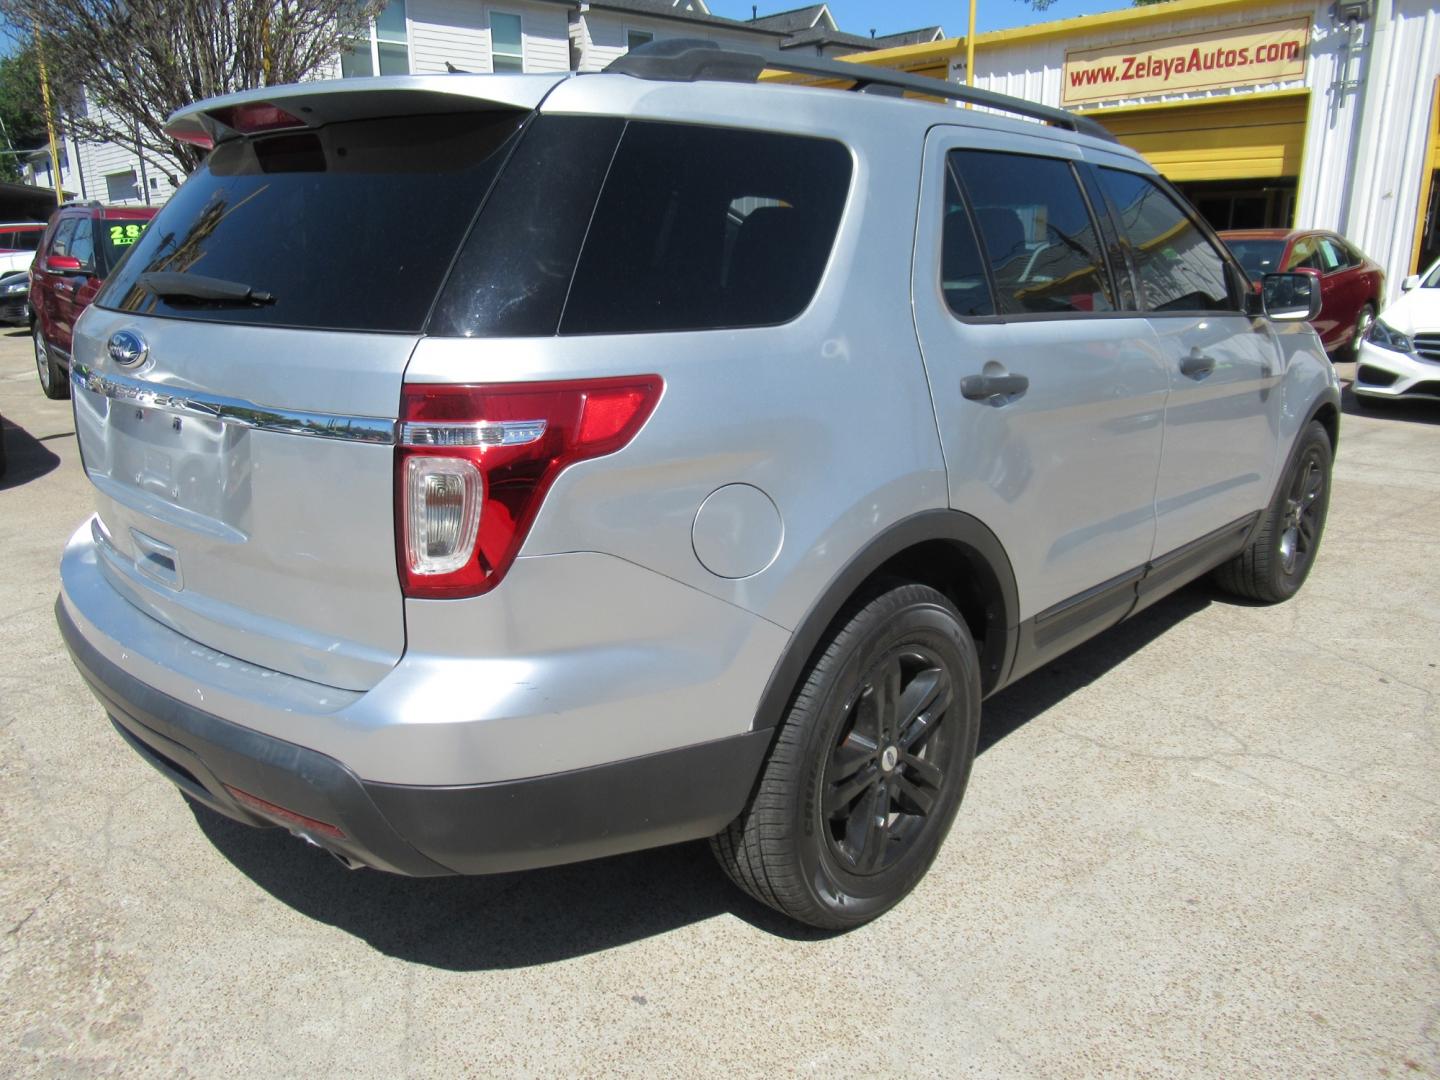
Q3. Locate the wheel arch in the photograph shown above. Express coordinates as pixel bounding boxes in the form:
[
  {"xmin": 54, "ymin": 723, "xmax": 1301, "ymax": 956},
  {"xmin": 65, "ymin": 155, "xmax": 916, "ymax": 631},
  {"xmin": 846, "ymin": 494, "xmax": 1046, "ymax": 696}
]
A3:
[
  {"xmin": 750, "ymin": 509, "xmax": 1019, "ymax": 733},
  {"xmin": 1310, "ymin": 396, "xmax": 1339, "ymax": 458}
]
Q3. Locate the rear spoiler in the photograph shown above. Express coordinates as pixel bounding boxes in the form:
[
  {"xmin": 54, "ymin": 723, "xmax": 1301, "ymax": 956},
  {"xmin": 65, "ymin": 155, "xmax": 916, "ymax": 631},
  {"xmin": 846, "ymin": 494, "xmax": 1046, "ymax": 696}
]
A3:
[{"xmin": 165, "ymin": 74, "xmax": 566, "ymax": 149}]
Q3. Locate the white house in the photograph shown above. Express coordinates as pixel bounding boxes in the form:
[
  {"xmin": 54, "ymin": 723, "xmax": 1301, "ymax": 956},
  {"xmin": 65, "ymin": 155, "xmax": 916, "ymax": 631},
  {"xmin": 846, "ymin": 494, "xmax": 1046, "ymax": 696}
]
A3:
[{"xmin": 27, "ymin": 0, "xmax": 942, "ymax": 208}]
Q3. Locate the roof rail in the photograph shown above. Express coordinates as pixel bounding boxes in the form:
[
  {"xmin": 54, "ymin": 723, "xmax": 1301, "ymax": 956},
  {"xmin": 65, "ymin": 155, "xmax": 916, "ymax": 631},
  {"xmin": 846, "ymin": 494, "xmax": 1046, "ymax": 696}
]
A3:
[{"xmin": 603, "ymin": 38, "xmax": 1117, "ymax": 144}]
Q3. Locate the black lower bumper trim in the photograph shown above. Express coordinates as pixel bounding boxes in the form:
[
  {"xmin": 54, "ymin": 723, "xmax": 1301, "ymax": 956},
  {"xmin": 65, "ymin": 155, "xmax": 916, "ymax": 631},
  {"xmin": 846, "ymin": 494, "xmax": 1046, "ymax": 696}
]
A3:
[{"xmin": 57, "ymin": 597, "xmax": 771, "ymax": 877}]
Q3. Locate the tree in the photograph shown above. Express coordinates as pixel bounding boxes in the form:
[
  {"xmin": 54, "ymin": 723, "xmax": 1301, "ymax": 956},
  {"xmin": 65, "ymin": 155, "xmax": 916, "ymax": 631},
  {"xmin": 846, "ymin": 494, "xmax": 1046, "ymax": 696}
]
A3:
[
  {"xmin": 0, "ymin": 44, "xmax": 46, "ymax": 180},
  {"xmin": 0, "ymin": 0, "xmax": 386, "ymax": 179}
]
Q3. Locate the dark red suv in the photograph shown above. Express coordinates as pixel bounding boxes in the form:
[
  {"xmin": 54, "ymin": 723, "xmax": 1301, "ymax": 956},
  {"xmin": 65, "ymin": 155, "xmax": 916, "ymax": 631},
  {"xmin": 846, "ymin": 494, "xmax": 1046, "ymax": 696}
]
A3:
[{"xmin": 30, "ymin": 202, "xmax": 158, "ymax": 398}]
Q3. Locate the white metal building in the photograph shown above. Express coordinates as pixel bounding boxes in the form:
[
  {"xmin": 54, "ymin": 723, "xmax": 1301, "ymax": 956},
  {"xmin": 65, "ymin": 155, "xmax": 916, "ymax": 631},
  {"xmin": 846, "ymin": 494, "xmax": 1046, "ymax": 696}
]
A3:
[{"xmin": 853, "ymin": 0, "xmax": 1440, "ymax": 300}]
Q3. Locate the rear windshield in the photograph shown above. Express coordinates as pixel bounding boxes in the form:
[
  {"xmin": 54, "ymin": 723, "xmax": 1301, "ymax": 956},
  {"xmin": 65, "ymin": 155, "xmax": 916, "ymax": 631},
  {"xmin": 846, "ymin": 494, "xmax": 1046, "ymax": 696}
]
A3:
[
  {"xmin": 1224, "ymin": 239, "xmax": 1285, "ymax": 282},
  {"xmin": 98, "ymin": 111, "xmax": 528, "ymax": 332}
]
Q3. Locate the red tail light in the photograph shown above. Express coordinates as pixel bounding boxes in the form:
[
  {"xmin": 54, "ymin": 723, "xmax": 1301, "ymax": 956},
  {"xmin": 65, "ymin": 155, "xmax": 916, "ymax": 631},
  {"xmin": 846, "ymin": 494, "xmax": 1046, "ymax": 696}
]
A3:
[{"xmin": 396, "ymin": 376, "xmax": 663, "ymax": 599}]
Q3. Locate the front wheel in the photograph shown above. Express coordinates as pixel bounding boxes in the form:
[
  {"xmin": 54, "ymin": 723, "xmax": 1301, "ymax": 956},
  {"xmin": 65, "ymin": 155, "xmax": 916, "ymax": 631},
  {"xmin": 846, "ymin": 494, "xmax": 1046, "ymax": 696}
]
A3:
[
  {"xmin": 34, "ymin": 325, "xmax": 69, "ymax": 400},
  {"xmin": 1212, "ymin": 420, "xmax": 1332, "ymax": 603},
  {"xmin": 712, "ymin": 582, "xmax": 981, "ymax": 930},
  {"xmin": 1336, "ymin": 303, "xmax": 1375, "ymax": 363}
]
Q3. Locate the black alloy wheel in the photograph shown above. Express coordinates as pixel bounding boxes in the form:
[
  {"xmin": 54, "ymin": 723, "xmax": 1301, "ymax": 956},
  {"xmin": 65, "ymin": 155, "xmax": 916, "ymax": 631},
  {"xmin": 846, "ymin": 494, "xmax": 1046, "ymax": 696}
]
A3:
[
  {"xmin": 822, "ymin": 646, "xmax": 957, "ymax": 876},
  {"xmin": 713, "ymin": 582, "xmax": 981, "ymax": 930},
  {"xmin": 1212, "ymin": 420, "xmax": 1332, "ymax": 603},
  {"xmin": 1277, "ymin": 445, "xmax": 1325, "ymax": 580}
]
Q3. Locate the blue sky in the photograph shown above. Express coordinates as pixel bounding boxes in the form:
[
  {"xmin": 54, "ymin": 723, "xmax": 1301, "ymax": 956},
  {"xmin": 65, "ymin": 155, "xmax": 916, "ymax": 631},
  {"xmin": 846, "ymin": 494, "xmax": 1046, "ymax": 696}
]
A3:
[
  {"xmin": 0, "ymin": 1, "xmax": 1132, "ymax": 58},
  {"xmin": 706, "ymin": 0, "xmax": 1136, "ymax": 36}
]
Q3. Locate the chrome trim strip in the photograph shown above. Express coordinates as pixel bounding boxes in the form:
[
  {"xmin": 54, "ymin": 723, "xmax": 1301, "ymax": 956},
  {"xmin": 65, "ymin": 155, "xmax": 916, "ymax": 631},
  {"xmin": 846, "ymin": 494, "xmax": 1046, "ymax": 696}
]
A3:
[
  {"xmin": 71, "ymin": 362, "xmax": 397, "ymax": 445},
  {"xmin": 399, "ymin": 419, "xmax": 547, "ymax": 448}
]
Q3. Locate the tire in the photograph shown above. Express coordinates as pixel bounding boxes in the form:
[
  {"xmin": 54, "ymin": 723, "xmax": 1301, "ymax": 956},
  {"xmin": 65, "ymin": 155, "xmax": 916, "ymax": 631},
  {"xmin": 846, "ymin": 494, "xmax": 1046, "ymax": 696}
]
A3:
[
  {"xmin": 1211, "ymin": 420, "xmax": 1332, "ymax": 603},
  {"xmin": 712, "ymin": 582, "xmax": 981, "ymax": 930},
  {"xmin": 34, "ymin": 324, "xmax": 69, "ymax": 400},
  {"xmin": 1336, "ymin": 302, "xmax": 1375, "ymax": 363}
]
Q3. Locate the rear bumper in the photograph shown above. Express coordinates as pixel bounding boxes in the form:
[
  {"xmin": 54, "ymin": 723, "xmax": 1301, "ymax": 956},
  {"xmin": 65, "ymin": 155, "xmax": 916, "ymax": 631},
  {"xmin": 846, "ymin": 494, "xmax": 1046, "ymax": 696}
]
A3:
[{"xmin": 59, "ymin": 598, "xmax": 771, "ymax": 875}]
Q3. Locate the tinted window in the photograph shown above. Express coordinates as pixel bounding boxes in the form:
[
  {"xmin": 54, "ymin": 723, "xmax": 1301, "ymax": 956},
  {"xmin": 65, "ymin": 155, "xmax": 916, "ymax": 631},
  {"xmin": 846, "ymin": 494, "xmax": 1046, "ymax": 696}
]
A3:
[
  {"xmin": 1225, "ymin": 239, "xmax": 1285, "ymax": 283},
  {"xmin": 48, "ymin": 218, "xmax": 77, "ymax": 258},
  {"xmin": 939, "ymin": 165, "xmax": 994, "ymax": 318},
  {"xmin": 1096, "ymin": 168, "xmax": 1235, "ymax": 312},
  {"xmin": 68, "ymin": 220, "xmax": 96, "ymax": 272},
  {"xmin": 100, "ymin": 219, "xmax": 150, "ymax": 269},
  {"xmin": 0, "ymin": 227, "xmax": 41, "ymax": 251},
  {"xmin": 99, "ymin": 111, "xmax": 528, "ymax": 332},
  {"xmin": 559, "ymin": 123, "xmax": 851, "ymax": 334},
  {"xmin": 949, "ymin": 150, "xmax": 1112, "ymax": 316},
  {"xmin": 430, "ymin": 116, "xmax": 622, "ymax": 338}
]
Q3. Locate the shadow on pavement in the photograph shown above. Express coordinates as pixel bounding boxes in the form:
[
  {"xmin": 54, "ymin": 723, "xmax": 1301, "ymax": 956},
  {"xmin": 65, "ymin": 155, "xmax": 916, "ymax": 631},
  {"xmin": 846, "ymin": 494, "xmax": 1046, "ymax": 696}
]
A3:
[
  {"xmin": 192, "ymin": 584, "xmax": 1215, "ymax": 968},
  {"xmin": 1341, "ymin": 384, "xmax": 1439, "ymax": 425},
  {"xmin": 979, "ymin": 585, "xmax": 1211, "ymax": 753},
  {"xmin": 0, "ymin": 414, "xmax": 62, "ymax": 490}
]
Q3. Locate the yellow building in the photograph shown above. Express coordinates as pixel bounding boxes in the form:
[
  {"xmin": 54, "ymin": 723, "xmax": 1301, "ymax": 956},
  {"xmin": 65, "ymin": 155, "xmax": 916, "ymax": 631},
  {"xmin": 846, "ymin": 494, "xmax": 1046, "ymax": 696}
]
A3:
[{"xmin": 815, "ymin": 0, "xmax": 1440, "ymax": 297}]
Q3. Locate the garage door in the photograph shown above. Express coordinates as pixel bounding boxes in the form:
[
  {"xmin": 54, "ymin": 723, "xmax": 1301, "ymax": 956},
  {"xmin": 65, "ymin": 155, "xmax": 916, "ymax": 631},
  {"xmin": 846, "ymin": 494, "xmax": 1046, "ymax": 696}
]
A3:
[{"xmin": 1088, "ymin": 92, "xmax": 1308, "ymax": 183}]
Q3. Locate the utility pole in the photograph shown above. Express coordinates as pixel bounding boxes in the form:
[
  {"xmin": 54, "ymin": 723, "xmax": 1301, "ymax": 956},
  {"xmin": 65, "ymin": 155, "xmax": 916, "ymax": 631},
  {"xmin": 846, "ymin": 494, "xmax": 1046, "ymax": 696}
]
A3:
[
  {"xmin": 965, "ymin": 0, "xmax": 977, "ymax": 89},
  {"xmin": 33, "ymin": 21, "xmax": 63, "ymax": 204}
]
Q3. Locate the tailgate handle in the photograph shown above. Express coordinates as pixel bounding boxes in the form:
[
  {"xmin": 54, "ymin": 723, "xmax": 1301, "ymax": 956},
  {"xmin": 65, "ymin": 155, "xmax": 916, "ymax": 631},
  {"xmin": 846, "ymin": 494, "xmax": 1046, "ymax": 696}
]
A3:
[{"xmin": 130, "ymin": 529, "xmax": 183, "ymax": 590}]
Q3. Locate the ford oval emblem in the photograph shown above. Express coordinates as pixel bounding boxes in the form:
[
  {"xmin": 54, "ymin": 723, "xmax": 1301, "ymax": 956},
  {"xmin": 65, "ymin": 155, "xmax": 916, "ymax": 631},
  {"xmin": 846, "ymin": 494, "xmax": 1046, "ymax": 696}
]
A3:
[{"xmin": 108, "ymin": 329, "xmax": 148, "ymax": 368}]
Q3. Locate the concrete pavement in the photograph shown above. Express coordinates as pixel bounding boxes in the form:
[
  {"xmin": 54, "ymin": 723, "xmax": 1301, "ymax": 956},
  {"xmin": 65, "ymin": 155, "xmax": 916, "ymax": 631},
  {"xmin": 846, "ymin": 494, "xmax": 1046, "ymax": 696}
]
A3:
[{"xmin": 2, "ymin": 331, "xmax": 1437, "ymax": 1077}]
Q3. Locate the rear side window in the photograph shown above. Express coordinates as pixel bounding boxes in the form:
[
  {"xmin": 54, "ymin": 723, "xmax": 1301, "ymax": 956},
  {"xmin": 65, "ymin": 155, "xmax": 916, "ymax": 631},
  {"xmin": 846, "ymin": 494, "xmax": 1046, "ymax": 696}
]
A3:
[
  {"xmin": 48, "ymin": 218, "xmax": 77, "ymax": 258},
  {"xmin": 1096, "ymin": 168, "xmax": 1235, "ymax": 313},
  {"xmin": 0, "ymin": 228, "xmax": 41, "ymax": 251},
  {"xmin": 433, "ymin": 120, "xmax": 852, "ymax": 337},
  {"xmin": 68, "ymin": 220, "xmax": 97, "ymax": 273},
  {"xmin": 939, "ymin": 165, "xmax": 995, "ymax": 318},
  {"xmin": 98, "ymin": 111, "xmax": 529, "ymax": 332},
  {"xmin": 428, "ymin": 116, "xmax": 623, "ymax": 338},
  {"xmin": 559, "ymin": 123, "xmax": 851, "ymax": 334},
  {"xmin": 948, "ymin": 149, "xmax": 1113, "ymax": 316}
]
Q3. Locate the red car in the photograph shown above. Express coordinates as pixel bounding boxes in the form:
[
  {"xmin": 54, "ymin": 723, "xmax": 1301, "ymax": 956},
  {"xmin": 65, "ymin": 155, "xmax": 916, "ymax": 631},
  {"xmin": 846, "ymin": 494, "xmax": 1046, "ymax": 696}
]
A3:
[
  {"xmin": 1221, "ymin": 228, "xmax": 1384, "ymax": 360},
  {"xmin": 30, "ymin": 202, "xmax": 158, "ymax": 399}
]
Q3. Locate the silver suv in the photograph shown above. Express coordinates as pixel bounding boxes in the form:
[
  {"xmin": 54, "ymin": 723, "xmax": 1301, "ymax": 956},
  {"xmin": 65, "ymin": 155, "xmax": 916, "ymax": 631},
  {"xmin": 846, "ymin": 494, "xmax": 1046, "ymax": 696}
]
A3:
[{"xmin": 56, "ymin": 42, "xmax": 1339, "ymax": 930}]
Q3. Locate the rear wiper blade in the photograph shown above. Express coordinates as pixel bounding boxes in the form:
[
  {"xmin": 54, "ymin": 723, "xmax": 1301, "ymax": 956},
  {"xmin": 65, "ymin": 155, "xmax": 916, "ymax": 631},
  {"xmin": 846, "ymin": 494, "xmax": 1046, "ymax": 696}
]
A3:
[{"xmin": 138, "ymin": 271, "xmax": 275, "ymax": 305}]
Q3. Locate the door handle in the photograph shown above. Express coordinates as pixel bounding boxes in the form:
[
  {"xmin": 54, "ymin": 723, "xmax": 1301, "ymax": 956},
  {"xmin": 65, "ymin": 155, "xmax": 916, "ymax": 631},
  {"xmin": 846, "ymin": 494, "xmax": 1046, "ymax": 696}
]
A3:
[
  {"xmin": 961, "ymin": 372, "xmax": 1029, "ymax": 401},
  {"xmin": 1180, "ymin": 350, "xmax": 1216, "ymax": 379}
]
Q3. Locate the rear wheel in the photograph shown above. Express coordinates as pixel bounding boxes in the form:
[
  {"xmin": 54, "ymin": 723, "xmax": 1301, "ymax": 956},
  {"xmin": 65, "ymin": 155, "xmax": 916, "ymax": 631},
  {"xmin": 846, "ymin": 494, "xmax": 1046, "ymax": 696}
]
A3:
[
  {"xmin": 712, "ymin": 582, "xmax": 981, "ymax": 930},
  {"xmin": 34, "ymin": 325, "xmax": 68, "ymax": 400},
  {"xmin": 1212, "ymin": 420, "xmax": 1332, "ymax": 603}
]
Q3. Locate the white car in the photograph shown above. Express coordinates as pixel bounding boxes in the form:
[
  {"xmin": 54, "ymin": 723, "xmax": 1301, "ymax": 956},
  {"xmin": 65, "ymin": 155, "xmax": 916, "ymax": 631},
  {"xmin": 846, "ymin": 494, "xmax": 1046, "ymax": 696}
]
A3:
[
  {"xmin": 1354, "ymin": 259, "xmax": 1440, "ymax": 403},
  {"xmin": 0, "ymin": 221, "xmax": 44, "ymax": 274}
]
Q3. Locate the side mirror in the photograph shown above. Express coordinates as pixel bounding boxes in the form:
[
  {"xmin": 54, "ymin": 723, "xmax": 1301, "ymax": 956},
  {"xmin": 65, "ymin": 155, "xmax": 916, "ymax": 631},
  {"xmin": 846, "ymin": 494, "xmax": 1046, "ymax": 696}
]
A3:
[
  {"xmin": 1401, "ymin": 275, "xmax": 1420, "ymax": 292},
  {"xmin": 43, "ymin": 254, "xmax": 83, "ymax": 274},
  {"xmin": 1261, "ymin": 271, "xmax": 1322, "ymax": 322}
]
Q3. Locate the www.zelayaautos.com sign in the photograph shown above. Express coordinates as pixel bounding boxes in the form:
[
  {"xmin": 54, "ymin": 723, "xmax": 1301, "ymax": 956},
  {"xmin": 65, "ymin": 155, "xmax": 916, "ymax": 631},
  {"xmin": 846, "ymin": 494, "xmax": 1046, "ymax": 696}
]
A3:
[{"xmin": 1061, "ymin": 17, "xmax": 1310, "ymax": 106}]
